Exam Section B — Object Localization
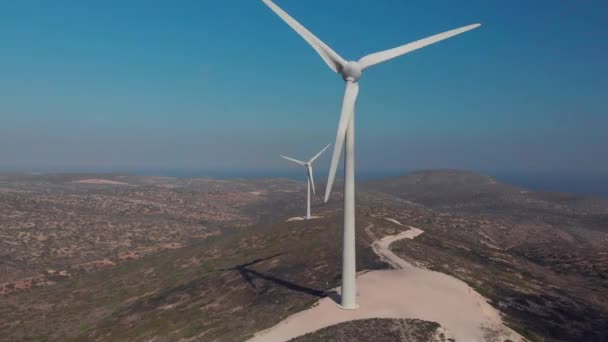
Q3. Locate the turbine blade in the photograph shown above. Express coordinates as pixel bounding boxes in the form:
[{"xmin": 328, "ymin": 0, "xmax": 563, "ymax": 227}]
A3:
[
  {"xmin": 324, "ymin": 81, "xmax": 359, "ymax": 203},
  {"xmin": 280, "ymin": 155, "xmax": 306, "ymax": 166},
  {"xmin": 262, "ymin": 0, "xmax": 346, "ymax": 73},
  {"xmin": 307, "ymin": 165, "xmax": 316, "ymax": 195},
  {"xmin": 309, "ymin": 144, "xmax": 331, "ymax": 163},
  {"xmin": 358, "ymin": 23, "xmax": 481, "ymax": 70}
]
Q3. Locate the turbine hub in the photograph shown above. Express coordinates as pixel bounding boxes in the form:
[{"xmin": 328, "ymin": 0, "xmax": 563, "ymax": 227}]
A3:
[{"xmin": 341, "ymin": 61, "xmax": 362, "ymax": 82}]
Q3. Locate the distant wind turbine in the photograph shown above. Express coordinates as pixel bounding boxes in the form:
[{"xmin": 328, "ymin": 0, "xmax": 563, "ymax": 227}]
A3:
[
  {"xmin": 262, "ymin": 0, "xmax": 480, "ymax": 309},
  {"xmin": 281, "ymin": 144, "xmax": 330, "ymax": 219}
]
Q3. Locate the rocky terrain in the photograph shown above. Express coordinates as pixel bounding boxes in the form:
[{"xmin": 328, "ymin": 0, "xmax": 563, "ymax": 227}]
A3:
[
  {"xmin": 0, "ymin": 170, "xmax": 606, "ymax": 341},
  {"xmin": 0, "ymin": 173, "xmax": 305, "ymax": 294},
  {"xmin": 290, "ymin": 318, "xmax": 447, "ymax": 342}
]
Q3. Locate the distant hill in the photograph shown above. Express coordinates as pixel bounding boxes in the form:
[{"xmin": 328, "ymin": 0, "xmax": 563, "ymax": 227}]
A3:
[
  {"xmin": 364, "ymin": 170, "xmax": 608, "ymax": 231},
  {"xmin": 364, "ymin": 169, "xmax": 520, "ymax": 208}
]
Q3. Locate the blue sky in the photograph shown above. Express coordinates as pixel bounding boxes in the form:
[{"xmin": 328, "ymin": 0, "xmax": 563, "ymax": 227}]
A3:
[{"xmin": 1, "ymin": 0, "xmax": 606, "ymax": 176}]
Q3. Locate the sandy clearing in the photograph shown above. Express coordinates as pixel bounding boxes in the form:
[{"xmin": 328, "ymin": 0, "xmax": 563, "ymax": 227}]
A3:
[
  {"xmin": 74, "ymin": 179, "xmax": 131, "ymax": 185},
  {"xmin": 285, "ymin": 216, "xmax": 323, "ymax": 222},
  {"xmin": 248, "ymin": 222, "xmax": 523, "ymax": 342},
  {"xmin": 385, "ymin": 217, "xmax": 405, "ymax": 226}
]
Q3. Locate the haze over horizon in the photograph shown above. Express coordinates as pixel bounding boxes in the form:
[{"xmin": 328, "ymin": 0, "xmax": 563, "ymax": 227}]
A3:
[{"xmin": 1, "ymin": 1, "xmax": 606, "ymax": 177}]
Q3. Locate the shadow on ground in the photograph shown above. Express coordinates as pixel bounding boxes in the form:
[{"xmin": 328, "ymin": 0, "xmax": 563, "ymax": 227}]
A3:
[{"xmin": 218, "ymin": 253, "xmax": 339, "ymax": 303}]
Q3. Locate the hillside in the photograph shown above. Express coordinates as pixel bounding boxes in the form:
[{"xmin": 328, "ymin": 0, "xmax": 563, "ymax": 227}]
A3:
[
  {"xmin": 0, "ymin": 173, "xmax": 310, "ymax": 293},
  {"xmin": 364, "ymin": 169, "xmax": 608, "ymax": 232},
  {"xmin": 364, "ymin": 170, "xmax": 608, "ymax": 341},
  {"xmin": 1, "ymin": 170, "xmax": 607, "ymax": 341},
  {"xmin": 0, "ymin": 209, "xmax": 387, "ymax": 341},
  {"xmin": 364, "ymin": 169, "xmax": 520, "ymax": 208}
]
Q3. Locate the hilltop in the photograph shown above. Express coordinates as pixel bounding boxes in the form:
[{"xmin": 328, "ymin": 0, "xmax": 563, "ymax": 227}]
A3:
[{"xmin": 365, "ymin": 169, "xmax": 608, "ymax": 231}]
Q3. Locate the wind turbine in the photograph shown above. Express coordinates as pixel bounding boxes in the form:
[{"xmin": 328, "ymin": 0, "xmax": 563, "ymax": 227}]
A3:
[
  {"xmin": 262, "ymin": 0, "xmax": 480, "ymax": 310},
  {"xmin": 281, "ymin": 144, "xmax": 330, "ymax": 219}
]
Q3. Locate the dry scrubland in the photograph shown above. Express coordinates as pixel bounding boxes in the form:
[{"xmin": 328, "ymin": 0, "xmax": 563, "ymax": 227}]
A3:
[
  {"xmin": 0, "ymin": 174, "xmax": 302, "ymax": 293},
  {"xmin": 0, "ymin": 170, "xmax": 607, "ymax": 341},
  {"xmin": 289, "ymin": 318, "xmax": 447, "ymax": 342}
]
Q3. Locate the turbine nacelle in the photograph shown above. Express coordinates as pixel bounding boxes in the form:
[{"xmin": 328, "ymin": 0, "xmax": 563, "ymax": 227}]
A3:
[{"xmin": 341, "ymin": 61, "xmax": 362, "ymax": 82}]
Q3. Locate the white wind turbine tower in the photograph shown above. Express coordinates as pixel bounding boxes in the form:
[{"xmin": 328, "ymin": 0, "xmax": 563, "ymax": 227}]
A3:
[
  {"xmin": 262, "ymin": 0, "xmax": 480, "ymax": 309},
  {"xmin": 281, "ymin": 144, "xmax": 330, "ymax": 219}
]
